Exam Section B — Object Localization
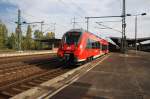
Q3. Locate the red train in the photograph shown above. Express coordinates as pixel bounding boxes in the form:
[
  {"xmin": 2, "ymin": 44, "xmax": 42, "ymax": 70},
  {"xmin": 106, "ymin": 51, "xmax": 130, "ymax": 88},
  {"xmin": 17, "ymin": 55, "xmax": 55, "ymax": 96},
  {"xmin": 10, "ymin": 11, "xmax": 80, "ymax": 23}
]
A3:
[{"xmin": 57, "ymin": 29, "xmax": 109, "ymax": 63}]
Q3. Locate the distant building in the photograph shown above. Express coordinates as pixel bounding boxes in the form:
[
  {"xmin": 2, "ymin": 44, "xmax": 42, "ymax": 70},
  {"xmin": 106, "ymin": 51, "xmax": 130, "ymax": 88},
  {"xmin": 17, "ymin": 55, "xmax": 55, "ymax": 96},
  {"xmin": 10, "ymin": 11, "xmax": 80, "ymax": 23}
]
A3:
[
  {"xmin": 37, "ymin": 38, "xmax": 61, "ymax": 50},
  {"xmin": 110, "ymin": 37, "xmax": 150, "ymax": 52}
]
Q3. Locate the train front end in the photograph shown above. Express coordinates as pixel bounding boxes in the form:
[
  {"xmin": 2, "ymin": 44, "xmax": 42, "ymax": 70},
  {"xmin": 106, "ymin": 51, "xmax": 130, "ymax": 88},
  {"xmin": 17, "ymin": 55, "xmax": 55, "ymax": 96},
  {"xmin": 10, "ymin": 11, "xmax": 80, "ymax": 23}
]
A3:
[{"xmin": 57, "ymin": 31, "xmax": 82, "ymax": 63}]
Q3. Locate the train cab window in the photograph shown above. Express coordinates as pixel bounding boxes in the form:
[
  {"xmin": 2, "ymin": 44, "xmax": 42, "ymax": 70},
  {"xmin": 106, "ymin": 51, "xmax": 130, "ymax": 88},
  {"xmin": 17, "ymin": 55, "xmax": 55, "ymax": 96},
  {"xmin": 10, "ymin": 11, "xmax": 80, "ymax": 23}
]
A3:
[{"xmin": 63, "ymin": 32, "xmax": 81, "ymax": 45}]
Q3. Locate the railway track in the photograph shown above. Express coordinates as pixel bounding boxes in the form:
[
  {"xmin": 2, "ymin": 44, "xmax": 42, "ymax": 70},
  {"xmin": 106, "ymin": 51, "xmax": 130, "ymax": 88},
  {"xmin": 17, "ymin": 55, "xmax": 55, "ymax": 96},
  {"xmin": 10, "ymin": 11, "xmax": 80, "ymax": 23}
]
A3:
[
  {"xmin": 0, "ymin": 53, "xmax": 57, "ymax": 75},
  {"xmin": 0, "ymin": 67, "xmax": 69, "ymax": 99},
  {"xmin": 0, "ymin": 54, "xmax": 58, "ymax": 83},
  {"xmin": 0, "ymin": 56, "xmax": 57, "ymax": 75},
  {"xmin": 0, "ymin": 53, "xmax": 105, "ymax": 99},
  {"xmin": 0, "ymin": 57, "xmax": 60, "ymax": 86},
  {"xmin": 0, "ymin": 53, "xmax": 67, "ymax": 98}
]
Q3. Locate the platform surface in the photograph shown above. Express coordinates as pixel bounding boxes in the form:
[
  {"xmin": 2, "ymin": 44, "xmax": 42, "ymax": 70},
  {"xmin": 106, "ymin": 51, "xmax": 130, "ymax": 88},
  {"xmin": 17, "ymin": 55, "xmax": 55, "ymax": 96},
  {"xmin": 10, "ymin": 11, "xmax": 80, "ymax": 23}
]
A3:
[{"xmin": 50, "ymin": 51, "xmax": 150, "ymax": 99}]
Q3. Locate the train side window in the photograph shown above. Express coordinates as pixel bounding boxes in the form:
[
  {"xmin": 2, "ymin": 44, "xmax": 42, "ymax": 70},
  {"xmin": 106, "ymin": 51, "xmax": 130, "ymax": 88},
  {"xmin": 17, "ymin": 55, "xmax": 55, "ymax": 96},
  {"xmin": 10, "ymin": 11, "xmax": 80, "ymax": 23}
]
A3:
[
  {"xmin": 96, "ymin": 41, "xmax": 100, "ymax": 49},
  {"xmin": 91, "ymin": 40, "xmax": 96, "ymax": 49},
  {"xmin": 102, "ymin": 45, "xmax": 104, "ymax": 50},
  {"xmin": 102, "ymin": 45, "xmax": 107, "ymax": 50},
  {"xmin": 99, "ymin": 42, "xmax": 101, "ymax": 49},
  {"xmin": 86, "ymin": 39, "xmax": 101, "ymax": 49},
  {"xmin": 86, "ymin": 39, "xmax": 92, "ymax": 49},
  {"xmin": 92, "ymin": 42, "xmax": 95, "ymax": 49},
  {"xmin": 95, "ymin": 41, "xmax": 97, "ymax": 48}
]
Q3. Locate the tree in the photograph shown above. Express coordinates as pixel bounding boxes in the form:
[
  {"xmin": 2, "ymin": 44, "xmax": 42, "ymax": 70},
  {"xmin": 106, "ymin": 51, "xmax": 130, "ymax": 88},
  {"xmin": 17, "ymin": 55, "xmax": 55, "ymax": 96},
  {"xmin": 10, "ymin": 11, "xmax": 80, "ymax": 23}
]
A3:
[
  {"xmin": 21, "ymin": 36, "xmax": 28, "ymax": 50},
  {"xmin": 43, "ymin": 32, "xmax": 55, "ymax": 49},
  {"xmin": 34, "ymin": 30, "xmax": 43, "ymax": 39},
  {"xmin": 26, "ymin": 25, "xmax": 32, "ymax": 39},
  {"xmin": 34, "ymin": 30, "xmax": 43, "ymax": 50},
  {"xmin": 0, "ymin": 22, "xmax": 8, "ymax": 49},
  {"xmin": 26, "ymin": 25, "xmax": 32, "ymax": 50},
  {"xmin": 45, "ymin": 32, "xmax": 55, "ymax": 39},
  {"xmin": 7, "ymin": 33, "xmax": 17, "ymax": 49},
  {"xmin": 2, "ymin": 24, "xmax": 8, "ymax": 46}
]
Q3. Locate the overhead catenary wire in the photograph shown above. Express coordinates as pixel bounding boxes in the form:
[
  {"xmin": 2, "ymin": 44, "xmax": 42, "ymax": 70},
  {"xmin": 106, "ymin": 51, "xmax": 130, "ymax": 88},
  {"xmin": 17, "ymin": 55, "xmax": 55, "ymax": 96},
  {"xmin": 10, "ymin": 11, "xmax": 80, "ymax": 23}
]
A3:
[
  {"xmin": 22, "ymin": 11, "xmax": 44, "ymax": 21},
  {"xmin": 21, "ymin": 3, "xmax": 80, "ymax": 32},
  {"xmin": 97, "ymin": 20, "xmax": 122, "ymax": 23},
  {"xmin": 43, "ymin": 23, "xmax": 56, "ymax": 33},
  {"xmin": 69, "ymin": 0, "xmax": 88, "ymax": 15},
  {"xmin": 19, "ymin": 1, "xmax": 87, "ymax": 32},
  {"xmin": 95, "ymin": 20, "xmax": 122, "ymax": 31},
  {"xmin": 57, "ymin": 0, "xmax": 85, "ymax": 19},
  {"xmin": 0, "ymin": 14, "xmax": 17, "ymax": 24},
  {"xmin": 96, "ymin": 22, "xmax": 122, "ymax": 33}
]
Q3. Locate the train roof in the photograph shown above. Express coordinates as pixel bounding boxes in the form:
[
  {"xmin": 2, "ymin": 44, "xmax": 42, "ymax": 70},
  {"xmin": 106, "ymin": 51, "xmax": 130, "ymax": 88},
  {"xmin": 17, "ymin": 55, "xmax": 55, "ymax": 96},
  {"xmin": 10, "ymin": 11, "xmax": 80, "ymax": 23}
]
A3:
[
  {"xmin": 67, "ymin": 29, "xmax": 100, "ymax": 38},
  {"xmin": 67, "ymin": 28, "xmax": 87, "ymax": 33},
  {"xmin": 67, "ymin": 29, "xmax": 118, "ymax": 46}
]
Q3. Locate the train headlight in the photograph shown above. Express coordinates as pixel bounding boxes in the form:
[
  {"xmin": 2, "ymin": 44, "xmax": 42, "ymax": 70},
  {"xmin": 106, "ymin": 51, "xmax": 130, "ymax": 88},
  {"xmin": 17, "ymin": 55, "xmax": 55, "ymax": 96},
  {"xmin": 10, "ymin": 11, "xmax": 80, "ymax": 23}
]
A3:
[{"xmin": 80, "ymin": 45, "xmax": 83, "ymax": 49}]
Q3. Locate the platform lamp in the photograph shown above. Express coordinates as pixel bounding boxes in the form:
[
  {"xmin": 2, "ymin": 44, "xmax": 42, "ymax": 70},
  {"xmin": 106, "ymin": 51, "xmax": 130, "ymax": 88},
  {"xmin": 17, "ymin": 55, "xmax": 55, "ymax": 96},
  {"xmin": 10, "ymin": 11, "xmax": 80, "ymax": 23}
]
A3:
[{"xmin": 127, "ymin": 13, "xmax": 147, "ymax": 53}]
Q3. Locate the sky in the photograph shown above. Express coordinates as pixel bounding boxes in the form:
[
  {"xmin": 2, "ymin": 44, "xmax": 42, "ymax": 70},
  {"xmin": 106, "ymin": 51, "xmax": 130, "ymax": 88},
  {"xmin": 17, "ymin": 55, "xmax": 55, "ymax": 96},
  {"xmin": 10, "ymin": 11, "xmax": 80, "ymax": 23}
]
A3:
[{"xmin": 0, "ymin": 0, "xmax": 150, "ymax": 39}]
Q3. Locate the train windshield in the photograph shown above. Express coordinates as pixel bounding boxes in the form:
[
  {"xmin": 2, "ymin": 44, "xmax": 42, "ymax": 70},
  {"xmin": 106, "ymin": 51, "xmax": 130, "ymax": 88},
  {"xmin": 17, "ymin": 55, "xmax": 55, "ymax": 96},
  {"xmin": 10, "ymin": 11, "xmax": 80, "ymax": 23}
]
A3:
[{"xmin": 63, "ymin": 32, "xmax": 81, "ymax": 45}]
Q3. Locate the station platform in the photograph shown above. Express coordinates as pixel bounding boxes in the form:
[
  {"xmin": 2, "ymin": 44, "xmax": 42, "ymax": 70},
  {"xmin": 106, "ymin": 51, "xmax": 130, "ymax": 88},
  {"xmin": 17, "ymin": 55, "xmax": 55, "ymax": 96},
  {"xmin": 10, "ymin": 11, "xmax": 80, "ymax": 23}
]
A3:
[
  {"xmin": 49, "ymin": 51, "xmax": 150, "ymax": 99},
  {"xmin": 0, "ymin": 50, "xmax": 57, "ymax": 58}
]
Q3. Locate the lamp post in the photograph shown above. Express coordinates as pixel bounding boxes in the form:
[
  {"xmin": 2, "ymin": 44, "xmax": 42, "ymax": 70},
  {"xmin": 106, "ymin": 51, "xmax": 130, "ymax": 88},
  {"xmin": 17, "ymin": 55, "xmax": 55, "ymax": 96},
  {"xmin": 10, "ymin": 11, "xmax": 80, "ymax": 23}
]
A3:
[{"xmin": 127, "ymin": 13, "xmax": 146, "ymax": 53}]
